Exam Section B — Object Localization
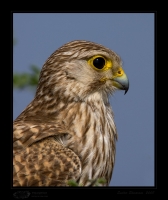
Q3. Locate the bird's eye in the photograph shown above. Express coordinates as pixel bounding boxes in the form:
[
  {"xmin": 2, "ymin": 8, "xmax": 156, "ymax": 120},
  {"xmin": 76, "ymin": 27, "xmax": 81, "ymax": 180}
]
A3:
[
  {"xmin": 93, "ymin": 57, "xmax": 105, "ymax": 69},
  {"xmin": 87, "ymin": 55, "xmax": 112, "ymax": 71}
]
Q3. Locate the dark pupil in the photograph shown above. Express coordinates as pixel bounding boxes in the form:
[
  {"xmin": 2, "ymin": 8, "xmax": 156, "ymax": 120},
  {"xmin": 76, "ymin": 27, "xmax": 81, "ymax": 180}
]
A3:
[{"xmin": 93, "ymin": 57, "xmax": 105, "ymax": 69}]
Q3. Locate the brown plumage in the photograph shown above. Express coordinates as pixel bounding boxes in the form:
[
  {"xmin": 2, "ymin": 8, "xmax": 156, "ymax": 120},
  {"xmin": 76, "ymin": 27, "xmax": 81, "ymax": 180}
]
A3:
[{"xmin": 13, "ymin": 40, "xmax": 129, "ymax": 186}]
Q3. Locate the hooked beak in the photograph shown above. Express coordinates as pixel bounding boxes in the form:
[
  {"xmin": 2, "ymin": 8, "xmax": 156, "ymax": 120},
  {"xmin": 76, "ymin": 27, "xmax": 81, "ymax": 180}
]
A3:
[{"xmin": 112, "ymin": 68, "xmax": 129, "ymax": 95}]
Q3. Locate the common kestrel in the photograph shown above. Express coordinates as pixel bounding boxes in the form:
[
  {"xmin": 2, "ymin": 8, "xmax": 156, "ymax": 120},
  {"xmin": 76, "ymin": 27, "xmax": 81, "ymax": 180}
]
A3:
[{"xmin": 13, "ymin": 40, "xmax": 129, "ymax": 186}]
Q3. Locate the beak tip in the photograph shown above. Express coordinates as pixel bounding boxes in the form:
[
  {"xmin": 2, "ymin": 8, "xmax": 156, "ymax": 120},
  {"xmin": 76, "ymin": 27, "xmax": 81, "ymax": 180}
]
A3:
[
  {"xmin": 124, "ymin": 90, "xmax": 128, "ymax": 95},
  {"xmin": 124, "ymin": 80, "xmax": 129, "ymax": 95}
]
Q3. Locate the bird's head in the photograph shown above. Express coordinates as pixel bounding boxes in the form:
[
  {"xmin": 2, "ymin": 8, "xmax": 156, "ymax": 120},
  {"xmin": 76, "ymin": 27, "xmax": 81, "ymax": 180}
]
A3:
[{"xmin": 36, "ymin": 40, "xmax": 129, "ymax": 103}]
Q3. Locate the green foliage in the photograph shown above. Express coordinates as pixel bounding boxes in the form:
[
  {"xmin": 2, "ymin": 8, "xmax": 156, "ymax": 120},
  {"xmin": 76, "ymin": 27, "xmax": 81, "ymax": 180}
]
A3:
[
  {"xmin": 13, "ymin": 65, "xmax": 40, "ymax": 89},
  {"xmin": 67, "ymin": 179, "xmax": 80, "ymax": 186},
  {"xmin": 13, "ymin": 36, "xmax": 40, "ymax": 90},
  {"xmin": 67, "ymin": 177, "xmax": 107, "ymax": 187},
  {"xmin": 92, "ymin": 177, "xmax": 107, "ymax": 186}
]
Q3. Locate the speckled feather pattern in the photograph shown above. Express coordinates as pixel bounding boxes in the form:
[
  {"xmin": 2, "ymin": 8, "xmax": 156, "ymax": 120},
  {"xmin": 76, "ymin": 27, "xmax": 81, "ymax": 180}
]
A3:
[{"xmin": 13, "ymin": 40, "xmax": 121, "ymax": 186}]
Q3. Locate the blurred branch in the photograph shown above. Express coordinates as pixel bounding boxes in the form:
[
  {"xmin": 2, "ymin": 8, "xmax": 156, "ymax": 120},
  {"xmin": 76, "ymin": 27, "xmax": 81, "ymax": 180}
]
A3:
[{"xmin": 13, "ymin": 65, "xmax": 40, "ymax": 89}]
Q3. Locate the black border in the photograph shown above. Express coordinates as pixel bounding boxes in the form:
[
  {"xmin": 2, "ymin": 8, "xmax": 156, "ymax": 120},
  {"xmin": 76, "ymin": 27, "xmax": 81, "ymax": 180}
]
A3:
[{"xmin": 11, "ymin": 11, "xmax": 157, "ymax": 197}]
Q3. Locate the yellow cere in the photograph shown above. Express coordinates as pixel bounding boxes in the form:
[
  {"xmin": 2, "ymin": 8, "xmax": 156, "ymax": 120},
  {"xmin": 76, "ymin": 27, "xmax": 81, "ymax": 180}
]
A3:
[
  {"xmin": 112, "ymin": 67, "xmax": 124, "ymax": 78},
  {"xmin": 87, "ymin": 55, "xmax": 112, "ymax": 71}
]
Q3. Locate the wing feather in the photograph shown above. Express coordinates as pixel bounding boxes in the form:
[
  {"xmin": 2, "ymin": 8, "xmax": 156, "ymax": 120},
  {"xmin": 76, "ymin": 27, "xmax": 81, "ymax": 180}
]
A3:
[{"xmin": 13, "ymin": 123, "xmax": 81, "ymax": 186}]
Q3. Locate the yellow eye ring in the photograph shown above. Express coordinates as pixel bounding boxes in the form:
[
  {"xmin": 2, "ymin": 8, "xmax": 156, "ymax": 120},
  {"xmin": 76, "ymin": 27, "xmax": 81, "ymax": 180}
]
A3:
[{"xmin": 87, "ymin": 55, "xmax": 112, "ymax": 71}]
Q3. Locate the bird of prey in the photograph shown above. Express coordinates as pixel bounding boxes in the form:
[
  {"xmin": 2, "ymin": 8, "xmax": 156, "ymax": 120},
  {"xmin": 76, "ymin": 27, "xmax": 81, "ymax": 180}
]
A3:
[{"xmin": 13, "ymin": 40, "xmax": 129, "ymax": 186}]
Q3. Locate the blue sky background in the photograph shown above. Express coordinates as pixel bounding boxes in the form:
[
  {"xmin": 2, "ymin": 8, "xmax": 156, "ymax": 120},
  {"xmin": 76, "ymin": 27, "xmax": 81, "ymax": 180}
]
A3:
[{"xmin": 13, "ymin": 13, "xmax": 154, "ymax": 186}]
